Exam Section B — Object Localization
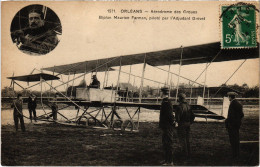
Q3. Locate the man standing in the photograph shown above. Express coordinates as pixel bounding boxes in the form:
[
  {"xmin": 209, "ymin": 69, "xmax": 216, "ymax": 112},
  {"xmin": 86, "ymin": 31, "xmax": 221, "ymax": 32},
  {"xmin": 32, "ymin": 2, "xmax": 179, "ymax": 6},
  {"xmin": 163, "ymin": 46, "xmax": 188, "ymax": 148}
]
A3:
[
  {"xmin": 48, "ymin": 93, "xmax": 58, "ymax": 120},
  {"xmin": 11, "ymin": 94, "xmax": 26, "ymax": 132},
  {"xmin": 159, "ymin": 87, "xmax": 175, "ymax": 165},
  {"xmin": 12, "ymin": 9, "xmax": 58, "ymax": 55},
  {"xmin": 28, "ymin": 94, "xmax": 37, "ymax": 122},
  {"xmin": 175, "ymin": 93, "xmax": 195, "ymax": 158},
  {"xmin": 225, "ymin": 92, "xmax": 244, "ymax": 159},
  {"xmin": 51, "ymin": 93, "xmax": 58, "ymax": 120}
]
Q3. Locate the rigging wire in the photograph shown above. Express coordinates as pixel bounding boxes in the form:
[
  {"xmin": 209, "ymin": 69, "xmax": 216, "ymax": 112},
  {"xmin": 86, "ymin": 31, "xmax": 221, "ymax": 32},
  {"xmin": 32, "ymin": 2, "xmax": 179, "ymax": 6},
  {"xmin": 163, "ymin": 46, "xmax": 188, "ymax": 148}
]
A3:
[
  {"xmin": 151, "ymin": 65, "xmax": 204, "ymax": 86},
  {"xmin": 211, "ymin": 59, "xmax": 247, "ymax": 98},
  {"xmin": 189, "ymin": 50, "xmax": 222, "ymax": 100},
  {"xmin": 40, "ymin": 79, "xmax": 55, "ymax": 121},
  {"xmin": 50, "ymin": 56, "xmax": 121, "ymax": 90},
  {"xmin": 44, "ymin": 81, "xmax": 106, "ymax": 127},
  {"xmin": 191, "ymin": 50, "xmax": 222, "ymax": 87}
]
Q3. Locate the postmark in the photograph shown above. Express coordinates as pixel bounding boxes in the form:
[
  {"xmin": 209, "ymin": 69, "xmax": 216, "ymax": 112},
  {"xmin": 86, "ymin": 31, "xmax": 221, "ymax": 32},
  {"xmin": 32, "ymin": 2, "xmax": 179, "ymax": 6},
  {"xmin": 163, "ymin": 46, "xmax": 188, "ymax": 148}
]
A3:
[{"xmin": 220, "ymin": 3, "xmax": 258, "ymax": 49}]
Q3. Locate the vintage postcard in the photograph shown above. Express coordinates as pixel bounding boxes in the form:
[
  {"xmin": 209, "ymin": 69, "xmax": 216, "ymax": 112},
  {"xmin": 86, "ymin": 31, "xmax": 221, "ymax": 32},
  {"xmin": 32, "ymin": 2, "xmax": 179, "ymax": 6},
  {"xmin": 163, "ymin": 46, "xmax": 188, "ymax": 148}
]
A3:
[{"xmin": 1, "ymin": 1, "xmax": 259, "ymax": 166}]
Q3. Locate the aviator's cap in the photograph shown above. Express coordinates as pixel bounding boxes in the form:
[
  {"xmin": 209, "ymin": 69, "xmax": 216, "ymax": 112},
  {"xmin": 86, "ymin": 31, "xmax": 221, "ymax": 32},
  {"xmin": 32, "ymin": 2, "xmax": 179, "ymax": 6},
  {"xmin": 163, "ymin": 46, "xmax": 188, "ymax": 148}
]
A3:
[
  {"xmin": 178, "ymin": 93, "xmax": 186, "ymax": 99},
  {"xmin": 29, "ymin": 9, "xmax": 44, "ymax": 19},
  {"xmin": 227, "ymin": 92, "xmax": 238, "ymax": 96}
]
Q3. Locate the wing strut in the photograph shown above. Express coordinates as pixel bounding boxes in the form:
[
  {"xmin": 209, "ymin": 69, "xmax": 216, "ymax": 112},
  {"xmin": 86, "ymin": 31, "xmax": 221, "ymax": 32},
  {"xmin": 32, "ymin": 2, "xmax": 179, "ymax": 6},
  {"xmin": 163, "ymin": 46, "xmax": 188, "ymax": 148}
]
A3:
[
  {"xmin": 52, "ymin": 57, "xmax": 120, "ymax": 90},
  {"xmin": 116, "ymin": 56, "xmax": 122, "ymax": 94},
  {"xmin": 126, "ymin": 65, "xmax": 132, "ymax": 102},
  {"xmin": 166, "ymin": 64, "xmax": 171, "ymax": 97},
  {"xmin": 156, "ymin": 83, "xmax": 160, "ymax": 103},
  {"xmin": 49, "ymin": 66, "xmax": 56, "ymax": 95},
  {"xmin": 139, "ymin": 53, "xmax": 147, "ymax": 103},
  {"xmin": 169, "ymin": 66, "xmax": 173, "ymax": 98},
  {"xmin": 70, "ymin": 72, "xmax": 76, "ymax": 98},
  {"xmin": 67, "ymin": 72, "xmax": 71, "ymax": 90},
  {"xmin": 202, "ymin": 63, "xmax": 209, "ymax": 100},
  {"xmin": 106, "ymin": 65, "xmax": 109, "ymax": 87},
  {"xmin": 103, "ymin": 63, "xmax": 108, "ymax": 89},
  {"xmin": 175, "ymin": 46, "xmax": 184, "ymax": 102}
]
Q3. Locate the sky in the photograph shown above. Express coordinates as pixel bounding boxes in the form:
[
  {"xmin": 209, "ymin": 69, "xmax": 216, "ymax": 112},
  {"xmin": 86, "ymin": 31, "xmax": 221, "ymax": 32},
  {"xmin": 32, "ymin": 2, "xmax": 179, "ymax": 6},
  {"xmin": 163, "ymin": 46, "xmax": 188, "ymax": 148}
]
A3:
[{"xmin": 1, "ymin": 1, "xmax": 259, "ymax": 91}]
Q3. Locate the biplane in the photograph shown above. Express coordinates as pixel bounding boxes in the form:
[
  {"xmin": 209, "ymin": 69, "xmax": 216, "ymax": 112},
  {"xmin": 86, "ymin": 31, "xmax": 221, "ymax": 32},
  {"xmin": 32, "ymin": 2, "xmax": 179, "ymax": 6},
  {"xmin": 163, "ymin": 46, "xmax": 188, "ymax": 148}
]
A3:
[{"xmin": 7, "ymin": 41, "xmax": 259, "ymax": 131}]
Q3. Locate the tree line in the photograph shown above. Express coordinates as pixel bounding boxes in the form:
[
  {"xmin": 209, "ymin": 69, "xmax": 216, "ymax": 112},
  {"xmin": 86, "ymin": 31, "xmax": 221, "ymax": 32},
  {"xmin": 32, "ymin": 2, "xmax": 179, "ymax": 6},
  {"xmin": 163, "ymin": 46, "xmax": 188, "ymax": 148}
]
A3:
[{"xmin": 1, "ymin": 83, "xmax": 259, "ymax": 98}]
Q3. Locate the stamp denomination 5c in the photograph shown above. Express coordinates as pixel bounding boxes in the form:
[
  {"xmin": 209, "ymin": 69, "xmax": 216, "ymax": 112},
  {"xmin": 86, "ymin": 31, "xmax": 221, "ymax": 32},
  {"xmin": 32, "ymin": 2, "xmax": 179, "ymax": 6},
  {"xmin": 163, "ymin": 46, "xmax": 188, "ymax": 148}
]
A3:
[{"xmin": 220, "ymin": 3, "xmax": 258, "ymax": 49}]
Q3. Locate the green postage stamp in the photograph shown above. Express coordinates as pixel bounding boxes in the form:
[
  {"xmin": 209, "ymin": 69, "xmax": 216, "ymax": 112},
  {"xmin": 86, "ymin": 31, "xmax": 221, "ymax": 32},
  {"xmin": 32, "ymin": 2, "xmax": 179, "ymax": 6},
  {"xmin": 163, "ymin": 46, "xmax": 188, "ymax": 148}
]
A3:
[{"xmin": 220, "ymin": 3, "xmax": 258, "ymax": 49}]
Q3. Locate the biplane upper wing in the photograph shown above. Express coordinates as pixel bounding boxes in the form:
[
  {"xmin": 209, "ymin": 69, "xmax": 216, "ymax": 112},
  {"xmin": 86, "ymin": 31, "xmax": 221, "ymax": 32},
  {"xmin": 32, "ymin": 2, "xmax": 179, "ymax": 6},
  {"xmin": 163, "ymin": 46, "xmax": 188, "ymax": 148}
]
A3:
[
  {"xmin": 7, "ymin": 73, "xmax": 60, "ymax": 82},
  {"xmin": 42, "ymin": 64, "xmax": 115, "ymax": 75},
  {"xmin": 42, "ymin": 42, "xmax": 259, "ymax": 74}
]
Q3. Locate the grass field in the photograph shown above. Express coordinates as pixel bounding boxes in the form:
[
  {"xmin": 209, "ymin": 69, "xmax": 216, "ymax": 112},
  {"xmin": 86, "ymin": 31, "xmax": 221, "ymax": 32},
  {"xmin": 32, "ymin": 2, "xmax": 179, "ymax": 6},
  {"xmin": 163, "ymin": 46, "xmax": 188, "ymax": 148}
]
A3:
[{"xmin": 1, "ymin": 109, "xmax": 259, "ymax": 166}]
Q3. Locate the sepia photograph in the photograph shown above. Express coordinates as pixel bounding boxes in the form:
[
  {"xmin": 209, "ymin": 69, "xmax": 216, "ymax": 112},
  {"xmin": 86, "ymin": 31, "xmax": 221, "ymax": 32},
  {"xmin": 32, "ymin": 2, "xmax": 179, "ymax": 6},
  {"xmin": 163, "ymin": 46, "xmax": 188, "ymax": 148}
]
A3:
[{"xmin": 1, "ymin": 1, "xmax": 259, "ymax": 166}]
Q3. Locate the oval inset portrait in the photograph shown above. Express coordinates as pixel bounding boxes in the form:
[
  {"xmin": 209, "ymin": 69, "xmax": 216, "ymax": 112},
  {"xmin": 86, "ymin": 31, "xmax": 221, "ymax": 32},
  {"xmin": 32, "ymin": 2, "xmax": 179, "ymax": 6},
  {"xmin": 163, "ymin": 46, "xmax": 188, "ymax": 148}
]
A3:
[{"xmin": 10, "ymin": 4, "xmax": 62, "ymax": 56}]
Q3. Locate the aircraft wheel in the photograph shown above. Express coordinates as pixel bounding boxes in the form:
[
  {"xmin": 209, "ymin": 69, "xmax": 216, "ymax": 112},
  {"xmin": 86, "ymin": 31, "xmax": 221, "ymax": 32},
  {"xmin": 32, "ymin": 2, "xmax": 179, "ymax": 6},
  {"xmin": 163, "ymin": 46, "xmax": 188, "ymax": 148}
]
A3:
[
  {"xmin": 112, "ymin": 119, "xmax": 123, "ymax": 130},
  {"xmin": 86, "ymin": 117, "xmax": 98, "ymax": 126},
  {"xmin": 121, "ymin": 120, "xmax": 134, "ymax": 131},
  {"xmin": 101, "ymin": 120, "xmax": 110, "ymax": 127}
]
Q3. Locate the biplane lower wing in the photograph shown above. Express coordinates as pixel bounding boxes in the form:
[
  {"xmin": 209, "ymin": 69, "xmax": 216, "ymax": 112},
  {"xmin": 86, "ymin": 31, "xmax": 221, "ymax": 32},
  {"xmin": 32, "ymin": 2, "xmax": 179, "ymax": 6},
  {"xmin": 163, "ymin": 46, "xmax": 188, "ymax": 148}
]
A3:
[
  {"xmin": 51, "ymin": 100, "xmax": 225, "ymax": 120},
  {"xmin": 7, "ymin": 73, "xmax": 60, "ymax": 82}
]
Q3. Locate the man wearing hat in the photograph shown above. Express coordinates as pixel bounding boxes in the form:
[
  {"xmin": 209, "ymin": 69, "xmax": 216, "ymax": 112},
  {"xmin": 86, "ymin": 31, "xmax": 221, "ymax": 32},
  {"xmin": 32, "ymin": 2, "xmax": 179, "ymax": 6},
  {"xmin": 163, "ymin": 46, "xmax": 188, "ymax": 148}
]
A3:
[
  {"xmin": 28, "ymin": 94, "xmax": 37, "ymax": 122},
  {"xmin": 175, "ymin": 93, "xmax": 195, "ymax": 158},
  {"xmin": 225, "ymin": 92, "xmax": 244, "ymax": 159},
  {"xmin": 11, "ymin": 94, "xmax": 26, "ymax": 132},
  {"xmin": 89, "ymin": 75, "xmax": 100, "ymax": 89},
  {"xmin": 159, "ymin": 87, "xmax": 175, "ymax": 165},
  {"xmin": 12, "ymin": 9, "xmax": 58, "ymax": 55},
  {"xmin": 47, "ymin": 93, "xmax": 59, "ymax": 120}
]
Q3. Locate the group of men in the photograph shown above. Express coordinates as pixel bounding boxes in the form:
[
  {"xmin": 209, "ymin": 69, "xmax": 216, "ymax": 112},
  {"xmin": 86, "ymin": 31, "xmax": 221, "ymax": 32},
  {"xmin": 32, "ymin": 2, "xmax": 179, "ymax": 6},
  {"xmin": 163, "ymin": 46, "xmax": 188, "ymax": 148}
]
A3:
[
  {"xmin": 12, "ymin": 92, "xmax": 59, "ymax": 132},
  {"xmin": 159, "ymin": 88, "xmax": 244, "ymax": 165},
  {"xmin": 159, "ymin": 88, "xmax": 195, "ymax": 165},
  {"xmin": 12, "ymin": 93, "xmax": 37, "ymax": 132},
  {"xmin": 12, "ymin": 74, "xmax": 102, "ymax": 130},
  {"xmin": 12, "ymin": 86, "xmax": 244, "ymax": 165},
  {"xmin": 12, "ymin": 74, "xmax": 101, "ymax": 132}
]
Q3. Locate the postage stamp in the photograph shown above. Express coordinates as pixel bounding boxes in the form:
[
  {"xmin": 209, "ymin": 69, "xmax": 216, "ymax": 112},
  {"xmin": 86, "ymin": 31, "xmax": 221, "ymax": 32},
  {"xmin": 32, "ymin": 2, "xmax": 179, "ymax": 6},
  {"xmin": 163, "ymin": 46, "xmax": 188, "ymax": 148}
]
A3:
[{"xmin": 220, "ymin": 3, "xmax": 258, "ymax": 49}]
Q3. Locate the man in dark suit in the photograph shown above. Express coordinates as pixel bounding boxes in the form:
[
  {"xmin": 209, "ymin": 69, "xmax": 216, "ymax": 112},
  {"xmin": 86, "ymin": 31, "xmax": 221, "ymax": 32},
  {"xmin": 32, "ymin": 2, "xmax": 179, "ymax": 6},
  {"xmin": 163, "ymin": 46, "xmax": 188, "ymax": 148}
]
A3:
[
  {"xmin": 47, "ymin": 93, "xmax": 59, "ymax": 120},
  {"xmin": 175, "ymin": 93, "xmax": 195, "ymax": 159},
  {"xmin": 11, "ymin": 94, "xmax": 26, "ymax": 132},
  {"xmin": 50, "ymin": 93, "xmax": 58, "ymax": 120},
  {"xmin": 225, "ymin": 92, "xmax": 244, "ymax": 159},
  {"xmin": 28, "ymin": 94, "xmax": 37, "ymax": 122},
  {"xmin": 159, "ymin": 87, "xmax": 175, "ymax": 165}
]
